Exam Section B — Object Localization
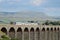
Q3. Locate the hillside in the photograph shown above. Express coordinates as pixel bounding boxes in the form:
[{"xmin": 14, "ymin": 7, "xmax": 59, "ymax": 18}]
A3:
[{"xmin": 0, "ymin": 11, "xmax": 59, "ymax": 24}]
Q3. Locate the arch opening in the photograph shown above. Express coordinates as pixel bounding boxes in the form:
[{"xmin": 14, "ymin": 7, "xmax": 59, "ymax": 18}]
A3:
[
  {"xmin": 17, "ymin": 28, "xmax": 22, "ymax": 40},
  {"xmin": 42, "ymin": 28, "xmax": 45, "ymax": 31},
  {"xmin": 57, "ymin": 28, "xmax": 59, "ymax": 31},
  {"xmin": 54, "ymin": 28, "xmax": 56, "ymax": 31},
  {"xmin": 24, "ymin": 28, "xmax": 29, "ymax": 40},
  {"xmin": 41, "ymin": 28, "xmax": 45, "ymax": 40},
  {"xmin": 9, "ymin": 28, "xmax": 15, "ymax": 32},
  {"xmin": 1, "ymin": 27, "xmax": 7, "ymax": 34},
  {"xmin": 47, "ymin": 28, "xmax": 49, "ymax": 31},
  {"xmin": 36, "ymin": 28, "xmax": 40, "ymax": 40},
  {"xmin": 30, "ymin": 28, "xmax": 34, "ymax": 32},
  {"xmin": 17, "ymin": 28, "xmax": 22, "ymax": 32},
  {"xmin": 36, "ymin": 28, "xmax": 39, "ymax": 32},
  {"xmin": 30, "ymin": 28, "xmax": 34, "ymax": 40},
  {"xmin": 46, "ymin": 28, "xmax": 50, "ymax": 40},
  {"xmin": 50, "ymin": 28, "xmax": 53, "ymax": 40},
  {"xmin": 24, "ymin": 28, "xmax": 29, "ymax": 32},
  {"xmin": 9, "ymin": 27, "xmax": 15, "ymax": 38},
  {"xmin": 51, "ymin": 28, "xmax": 53, "ymax": 31}
]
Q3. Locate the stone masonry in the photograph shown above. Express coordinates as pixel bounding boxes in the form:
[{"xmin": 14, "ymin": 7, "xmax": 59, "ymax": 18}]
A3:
[{"xmin": 0, "ymin": 24, "xmax": 60, "ymax": 40}]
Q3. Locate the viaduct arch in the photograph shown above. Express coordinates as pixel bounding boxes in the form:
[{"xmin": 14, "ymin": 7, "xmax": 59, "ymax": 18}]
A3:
[
  {"xmin": 0, "ymin": 24, "xmax": 60, "ymax": 40},
  {"xmin": 1, "ymin": 27, "xmax": 7, "ymax": 34},
  {"xmin": 9, "ymin": 27, "xmax": 15, "ymax": 38},
  {"xmin": 17, "ymin": 27, "xmax": 22, "ymax": 40}
]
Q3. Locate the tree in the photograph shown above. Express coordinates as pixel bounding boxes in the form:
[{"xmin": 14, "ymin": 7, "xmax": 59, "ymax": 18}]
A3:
[
  {"xmin": 10, "ymin": 22, "xmax": 14, "ymax": 24},
  {"xmin": 28, "ymin": 21, "xmax": 34, "ymax": 23},
  {"xmin": 44, "ymin": 20, "xmax": 50, "ymax": 25}
]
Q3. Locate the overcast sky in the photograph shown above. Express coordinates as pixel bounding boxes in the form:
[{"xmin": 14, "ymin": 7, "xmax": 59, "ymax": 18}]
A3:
[{"xmin": 0, "ymin": 0, "xmax": 60, "ymax": 16}]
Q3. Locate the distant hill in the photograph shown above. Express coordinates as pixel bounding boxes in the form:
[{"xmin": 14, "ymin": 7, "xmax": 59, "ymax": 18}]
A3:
[
  {"xmin": 0, "ymin": 11, "xmax": 59, "ymax": 23},
  {"xmin": 0, "ymin": 11, "xmax": 52, "ymax": 19}
]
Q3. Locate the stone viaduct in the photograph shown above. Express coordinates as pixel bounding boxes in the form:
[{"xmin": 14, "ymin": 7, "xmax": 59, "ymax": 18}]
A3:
[{"xmin": 0, "ymin": 24, "xmax": 60, "ymax": 40}]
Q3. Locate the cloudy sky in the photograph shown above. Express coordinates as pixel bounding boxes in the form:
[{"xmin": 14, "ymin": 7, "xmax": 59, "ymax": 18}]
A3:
[{"xmin": 0, "ymin": 0, "xmax": 60, "ymax": 16}]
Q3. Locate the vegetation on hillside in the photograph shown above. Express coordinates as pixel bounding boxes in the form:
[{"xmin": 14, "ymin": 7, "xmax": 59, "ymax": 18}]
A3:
[
  {"xmin": 43, "ymin": 20, "xmax": 60, "ymax": 25},
  {"xmin": 0, "ymin": 35, "xmax": 18, "ymax": 40},
  {"xmin": 0, "ymin": 35, "xmax": 10, "ymax": 40},
  {"xmin": 0, "ymin": 31, "xmax": 18, "ymax": 40}
]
